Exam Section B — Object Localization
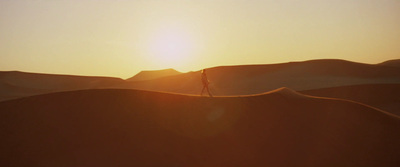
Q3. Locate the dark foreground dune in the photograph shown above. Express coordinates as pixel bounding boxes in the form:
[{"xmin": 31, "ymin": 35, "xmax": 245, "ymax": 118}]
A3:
[
  {"xmin": 0, "ymin": 88, "xmax": 399, "ymax": 166},
  {"xmin": 301, "ymin": 84, "xmax": 400, "ymax": 116}
]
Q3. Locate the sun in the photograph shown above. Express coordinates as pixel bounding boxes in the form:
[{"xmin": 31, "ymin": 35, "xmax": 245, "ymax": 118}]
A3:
[{"xmin": 147, "ymin": 28, "xmax": 194, "ymax": 68}]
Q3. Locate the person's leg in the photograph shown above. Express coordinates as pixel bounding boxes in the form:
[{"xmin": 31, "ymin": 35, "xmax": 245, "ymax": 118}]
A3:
[
  {"xmin": 207, "ymin": 86, "xmax": 213, "ymax": 97},
  {"xmin": 201, "ymin": 86, "xmax": 205, "ymax": 96}
]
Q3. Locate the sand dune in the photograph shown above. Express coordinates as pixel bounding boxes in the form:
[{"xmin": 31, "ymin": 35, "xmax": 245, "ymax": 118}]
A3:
[
  {"xmin": 0, "ymin": 81, "xmax": 49, "ymax": 101},
  {"xmin": 0, "ymin": 71, "xmax": 124, "ymax": 101},
  {"xmin": 120, "ymin": 59, "xmax": 400, "ymax": 96},
  {"xmin": 301, "ymin": 84, "xmax": 400, "ymax": 116},
  {"xmin": 1, "ymin": 88, "xmax": 399, "ymax": 166},
  {"xmin": 126, "ymin": 68, "xmax": 181, "ymax": 81},
  {"xmin": 379, "ymin": 59, "xmax": 400, "ymax": 68}
]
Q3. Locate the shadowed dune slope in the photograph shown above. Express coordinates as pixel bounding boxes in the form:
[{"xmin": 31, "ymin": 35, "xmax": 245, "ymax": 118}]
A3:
[
  {"xmin": 379, "ymin": 59, "xmax": 400, "ymax": 68},
  {"xmin": 0, "ymin": 82, "xmax": 46, "ymax": 101},
  {"xmin": 301, "ymin": 84, "xmax": 400, "ymax": 116},
  {"xmin": 0, "ymin": 88, "xmax": 399, "ymax": 167},
  {"xmin": 119, "ymin": 59, "xmax": 400, "ymax": 96},
  {"xmin": 0, "ymin": 71, "xmax": 124, "ymax": 101}
]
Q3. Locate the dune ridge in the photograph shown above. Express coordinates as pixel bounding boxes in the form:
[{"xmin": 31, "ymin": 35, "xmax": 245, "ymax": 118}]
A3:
[
  {"xmin": 301, "ymin": 83, "xmax": 400, "ymax": 116},
  {"xmin": 379, "ymin": 59, "xmax": 400, "ymax": 68}
]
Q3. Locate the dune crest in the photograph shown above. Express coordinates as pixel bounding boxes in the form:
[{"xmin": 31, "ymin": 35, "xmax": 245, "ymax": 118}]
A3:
[
  {"xmin": 262, "ymin": 87, "xmax": 305, "ymax": 97},
  {"xmin": 301, "ymin": 84, "xmax": 400, "ymax": 116},
  {"xmin": 379, "ymin": 59, "xmax": 400, "ymax": 67}
]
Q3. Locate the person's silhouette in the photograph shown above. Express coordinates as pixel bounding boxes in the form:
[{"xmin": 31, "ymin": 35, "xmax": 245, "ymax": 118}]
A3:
[{"xmin": 201, "ymin": 69, "xmax": 213, "ymax": 97}]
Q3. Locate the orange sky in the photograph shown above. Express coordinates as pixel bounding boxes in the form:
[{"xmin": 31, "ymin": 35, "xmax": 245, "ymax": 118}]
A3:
[{"xmin": 1, "ymin": 0, "xmax": 399, "ymax": 79}]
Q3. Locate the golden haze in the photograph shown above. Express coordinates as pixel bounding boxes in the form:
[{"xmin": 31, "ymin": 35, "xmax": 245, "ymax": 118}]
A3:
[{"xmin": 0, "ymin": 0, "xmax": 399, "ymax": 78}]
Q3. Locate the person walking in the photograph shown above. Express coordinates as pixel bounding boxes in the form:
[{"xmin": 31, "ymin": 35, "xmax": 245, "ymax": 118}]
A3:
[{"xmin": 201, "ymin": 69, "xmax": 213, "ymax": 97}]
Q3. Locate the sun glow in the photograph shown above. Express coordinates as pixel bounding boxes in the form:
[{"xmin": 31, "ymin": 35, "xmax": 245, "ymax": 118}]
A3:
[{"xmin": 147, "ymin": 27, "xmax": 195, "ymax": 69}]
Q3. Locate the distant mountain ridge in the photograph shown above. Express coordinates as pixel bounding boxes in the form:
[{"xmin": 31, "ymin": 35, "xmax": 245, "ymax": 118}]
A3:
[
  {"xmin": 1, "ymin": 59, "xmax": 400, "ymax": 101},
  {"xmin": 127, "ymin": 68, "xmax": 181, "ymax": 81}
]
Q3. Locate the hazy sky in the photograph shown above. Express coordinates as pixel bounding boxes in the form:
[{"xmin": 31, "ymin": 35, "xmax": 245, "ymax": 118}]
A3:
[{"xmin": 1, "ymin": 0, "xmax": 400, "ymax": 78}]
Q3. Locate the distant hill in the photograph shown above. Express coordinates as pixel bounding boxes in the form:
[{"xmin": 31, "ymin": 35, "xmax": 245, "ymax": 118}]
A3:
[
  {"xmin": 118, "ymin": 59, "xmax": 400, "ymax": 96},
  {"xmin": 0, "ymin": 88, "xmax": 399, "ymax": 166},
  {"xmin": 126, "ymin": 68, "xmax": 181, "ymax": 81},
  {"xmin": 378, "ymin": 59, "xmax": 400, "ymax": 68},
  {"xmin": 0, "ymin": 71, "xmax": 124, "ymax": 101},
  {"xmin": 301, "ymin": 84, "xmax": 400, "ymax": 116},
  {"xmin": 2, "ymin": 59, "xmax": 400, "ymax": 101}
]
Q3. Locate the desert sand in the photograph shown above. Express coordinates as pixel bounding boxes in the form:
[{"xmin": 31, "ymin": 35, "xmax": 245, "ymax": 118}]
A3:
[{"xmin": 0, "ymin": 88, "xmax": 399, "ymax": 166}]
